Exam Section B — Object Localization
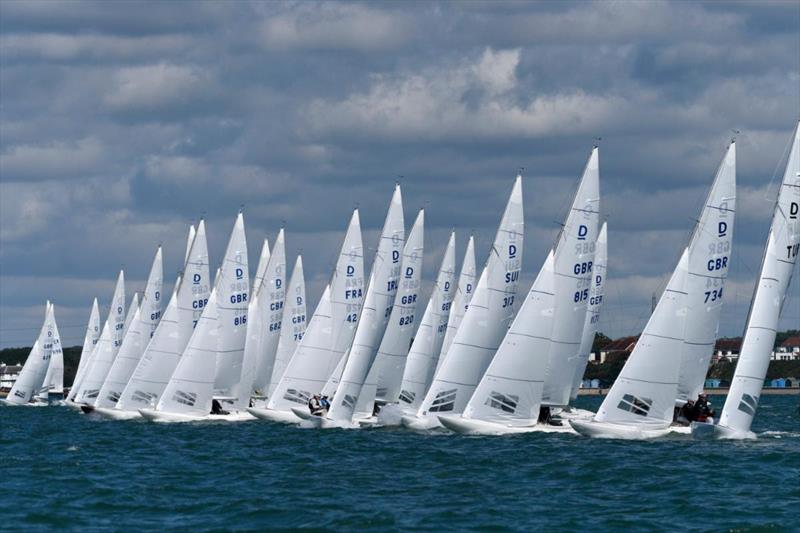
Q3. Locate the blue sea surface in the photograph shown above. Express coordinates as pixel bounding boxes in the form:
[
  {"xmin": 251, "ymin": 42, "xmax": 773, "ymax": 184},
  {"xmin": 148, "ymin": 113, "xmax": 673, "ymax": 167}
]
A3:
[{"xmin": 2, "ymin": 395, "xmax": 798, "ymax": 532}]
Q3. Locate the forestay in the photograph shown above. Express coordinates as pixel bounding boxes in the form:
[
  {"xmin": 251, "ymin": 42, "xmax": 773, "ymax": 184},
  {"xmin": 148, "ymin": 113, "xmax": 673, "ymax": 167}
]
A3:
[
  {"xmin": 95, "ymin": 247, "xmax": 164, "ymax": 409},
  {"xmin": 267, "ymin": 255, "xmax": 307, "ymax": 398},
  {"xmin": 542, "ymin": 148, "xmax": 602, "ymax": 407},
  {"xmin": 414, "ymin": 176, "xmax": 523, "ymax": 420},
  {"xmin": 328, "ymin": 185, "xmax": 405, "ymax": 422},
  {"xmin": 115, "ymin": 221, "xmax": 210, "ymax": 411},
  {"xmin": 266, "ymin": 209, "xmax": 364, "ymax": 413},
  {"xmin": 570, "ymin": 222, "xmax": 608, "ymax": 400},
  {"xmin": 398, "ymin": 232, "xmax": 457, "ymax": 410},
  {"xmin": 719, "ymin": 123, "xmax": 799, "ymax": 435}
]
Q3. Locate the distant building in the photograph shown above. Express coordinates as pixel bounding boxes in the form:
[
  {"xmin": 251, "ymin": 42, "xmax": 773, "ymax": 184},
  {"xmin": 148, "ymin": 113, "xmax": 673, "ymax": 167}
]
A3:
[
  {"xmin": 713, "ymin": 337, "xmax": 742, "ymax": 362},
  {"xmin": 593, "ymin": 335, "xmax": 639, "ymax": 364},
  {"xmin": 0, "ymin": 363, "xmax": 23, "ymax": 393},
  {"xmin": 774, "ymin": 336, "xmax": 800, "ymax": 361}
]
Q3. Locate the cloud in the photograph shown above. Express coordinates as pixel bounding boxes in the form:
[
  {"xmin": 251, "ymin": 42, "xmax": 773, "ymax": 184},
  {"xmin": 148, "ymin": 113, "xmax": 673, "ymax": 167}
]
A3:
[
  {"xmin": 0, "ymin": 137, "xmax": 107, "ymax": 181},
  {"xmin": 259, "ymin": 3, "xmax": 412, "ymax": 51},
  {"xmin": 104, "ymin": 63, "xmax": 217, "ymax": 115}
]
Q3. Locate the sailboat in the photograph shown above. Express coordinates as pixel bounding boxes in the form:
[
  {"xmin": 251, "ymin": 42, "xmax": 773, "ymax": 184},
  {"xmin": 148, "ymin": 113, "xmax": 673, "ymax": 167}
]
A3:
[
  {"xmin": 571, "ymin": 141, "xmax": 736, "ymax": 439},
  {"xmin": 141, "ymin": 213, "xmax": 249, "ymax": 422},
  {"xmin": 106, "ymin": 222, "xmax": 210, "ymax": 419},
  {"xmin": 402, "ymin": 175, "xmax": 524, "ymax": 430},
  {"xmin": 65, "ymin": 299, "xmax": 100, "ymax": 407},
  {"xmin": 91, "ymin": 247, "xmax": 164, "ymax": 411},
  {"xmin": 438, "ymin": 147, "xmax": 601, "ymax": 435},
  {"xmin": 436, "ymin": 235, "xmax": 476, "ymax": 374},
  {"xmin": 36, "ymin": 304, "xmax": 64, "ymax": 404},
  {"xmin": 72, "ymin": 271, "xmax": 126, "ymax": 404},
  {"xmin": 353, "ymin": 209, "xmax": 425, "ymax": 424},
  {"xmin": 2, "ymin": 302, "xmax": 54, "ymax": 406},
  {"xmin": 395, "ymin": 232, "xmax": 457, "ymax": 415},
  {"xmin": 322, "ymin": 185, "xmax": 405, "ymax": 427},
  {"xmin": 249, "ymin": 210, "xmax": 364, "ymax": 423},
  {"xmin": 569, "ymin": 221, "xmax": 608, "ymax": 402},
  {"xmin": 266, "ymin": 255, "xmax": 307, "ymax": 399},
  {"xmin": 693, "ymin": 121, "xmax": 799, "ymax": 440}
]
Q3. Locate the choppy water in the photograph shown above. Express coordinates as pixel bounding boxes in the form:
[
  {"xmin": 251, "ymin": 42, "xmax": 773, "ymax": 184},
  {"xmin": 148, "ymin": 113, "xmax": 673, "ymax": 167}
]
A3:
[{"xmin": 2, "ymin": 395, "xmax": 798, "ymax": 531}]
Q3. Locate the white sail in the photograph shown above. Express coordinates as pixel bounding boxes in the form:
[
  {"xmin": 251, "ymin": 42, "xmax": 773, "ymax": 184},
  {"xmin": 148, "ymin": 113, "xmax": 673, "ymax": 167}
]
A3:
[
  {"xmin": 122, "ymin": 292, "xmax": 138, "ymax": 338},
  {"xmin": 252, "ymin": 238, "xmax": 271, "ymax": 293},
  {"xmin": 718, "ymin": 123, "xmax": 799, "ymax": 436},
  {"xmin": 267, "ymin": 255, "xmax": 307, "ymax": 398},
  {"xmin": 249, "ymin": 230, "xmax": 285, "ymax": 396},
  {"xmin": 398, "ymin": 231, "xmax": 457, "ymax": 410},
  {"xmin": 541, "ymin": 147, "xmax": 602, "ymax": 407},
  {"xmin": 185, "ymin": 224, "xmax": 196, "ymax": 264},
  {"xmin": 66, "ymin": 298, "xmax": 100, "ymax": 402},
  {"xmin": 155, "ymin": 287, "xmax": 220, "ymax": 417},
  {"xmin": 677, "ymin": 143, "xmax": 736, "ymax": 402},
  {"xmin": 327, "ymin": 185, "xmax": 405, "ymax": 422},
  {"xmin": 370, "ymin": 209, "xmax": 425, "ymax": 404},
  {"xmin": 212, "ymin": 213, "xmax": 250, "ymax": 402},
  {"xmin": 411, "ymin": 175, "xmax": 523, "ymax": 423},
  {"xmin": 437, "ymin": 235, "xmax": 476, "ymax": 373},
  {"xmin": 40, "ymin": 304, "xmax": 64, "ymax": 398},
  {"xmin": 265, "ymin": 209, "xmax": 364, "ymax": 413},
  {"xmin": 115, "ymin": 220, "xmax": 210, "ymax": 411},
  {"xmin": 74, "ymin": 270, "xmax": 126, "ymax": 403},
  {"xmin": 455, "ymin": 250, "xmax": 555, "ymax": 427},
  {"xmin": 570, "ymin": 221, "xmax": 608, "ymax": 400},
  {"xmin": 6, "ymin": 304, "xmax": 52, "ymax": 404},
  {"xmin": 95, "ymin": 247, "xmax": 164, "ymax": 409},
  {"xmin": 585, "ymin": 143, "xmax": 736, "ymax": 433}
]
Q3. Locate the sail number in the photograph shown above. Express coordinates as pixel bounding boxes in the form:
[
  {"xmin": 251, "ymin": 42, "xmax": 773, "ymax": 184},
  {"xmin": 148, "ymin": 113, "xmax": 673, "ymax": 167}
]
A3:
[
  {"xmin": 704, "ymin": 288, "xmax": 723, "ymax": 303},
  {"xmin": 707, "ymin": 257, "xmax": 729, "ymax": 271},
  {"xmin": 399, "ymin": 315, "xmax": 415, "ymax": 326},
  {"xmin": 502, "ymin": 295, "xmax": 515, "ymax": 308},
  {"xmin": 788, "ymin": 243, "xmax": 799, "ymax": 260},
  {"xmin": 574, "ymin": 289, "xmax": 589, "ymax": 302},
  {"xmin": 573, "ymin": 262, "xmax": 593, "ymax": 275},
  {"xmin": 230, "ymin": 293, "xmax": 248, "ymax": 304}
]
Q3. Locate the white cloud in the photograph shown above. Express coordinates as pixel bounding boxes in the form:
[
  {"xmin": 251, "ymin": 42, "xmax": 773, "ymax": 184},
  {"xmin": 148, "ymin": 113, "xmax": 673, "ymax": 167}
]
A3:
[
  {"xmin": 105, "ymin": 63, "xmax": 213, "ymax": 113},
  {"xmin": 0, "ymin": 33, "xmax": 193, "ymax": 61},
  {"xmin": 0, "ymin": 137, "xmax": 107, "ymax": 181}
]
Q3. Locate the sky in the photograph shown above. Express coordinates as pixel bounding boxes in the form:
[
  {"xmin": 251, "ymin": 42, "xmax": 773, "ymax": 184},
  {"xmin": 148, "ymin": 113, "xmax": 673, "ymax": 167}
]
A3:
[{"xmin": 0, "ymin": 0, "xmax": 798, "ymax": 349}]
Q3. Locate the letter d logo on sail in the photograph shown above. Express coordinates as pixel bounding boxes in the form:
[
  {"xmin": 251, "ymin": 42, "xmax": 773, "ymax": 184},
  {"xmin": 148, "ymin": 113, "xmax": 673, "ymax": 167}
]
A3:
[
  {"xmin": 718, "ymin": 221, "xmax": 728, "ymax": 237},
  {"xmin": 193, "ymin": 273, "xmax": 201, "ymax": 284},
  {"xmin": 405, "ymin": 267, "xmax": 414, "ymax": 279},
  {"xmin": 235, "ymin": 268, "xmax": 243, "ymax": 280},
  {"xmin": 346, "ymin": 265, "xmax": 355, "ymax": 277},
  {"xmin": 790, "ymin": 202, "xmax": 798, "ymax": 220},
  {"xmin": 393, "ymin": 250, "xmax": 400, "ymax": 263},
  {"xmin": 508, "ymin": 244, "xmax": 517, "ymax": 258},
  {"xmin": 578, "ymin": 225, "xmax": 588, "ymax": 241}
]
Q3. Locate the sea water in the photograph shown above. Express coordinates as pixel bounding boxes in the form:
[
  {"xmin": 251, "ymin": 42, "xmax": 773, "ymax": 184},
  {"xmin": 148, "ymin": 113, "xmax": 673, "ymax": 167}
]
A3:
[{"xmin": 1, "ymin": 395, "xmax": 798, "ymax": 531}]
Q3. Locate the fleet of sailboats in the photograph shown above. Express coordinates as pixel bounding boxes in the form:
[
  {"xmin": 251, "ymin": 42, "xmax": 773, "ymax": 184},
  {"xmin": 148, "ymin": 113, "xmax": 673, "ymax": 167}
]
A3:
[{"xmin": 4, "ymin": 125, "xmax": 798, "ymax": 442}]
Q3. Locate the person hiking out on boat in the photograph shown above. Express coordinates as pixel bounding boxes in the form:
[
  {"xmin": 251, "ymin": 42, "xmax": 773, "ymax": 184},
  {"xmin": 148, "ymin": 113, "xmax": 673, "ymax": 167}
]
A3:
[
  {"xmin": 308, "ymin": 394, "xmax": 325, "ymax": 416},
  {"xmin": 319, "ymin": 395, "xmax": 331, "ymax": 412}
]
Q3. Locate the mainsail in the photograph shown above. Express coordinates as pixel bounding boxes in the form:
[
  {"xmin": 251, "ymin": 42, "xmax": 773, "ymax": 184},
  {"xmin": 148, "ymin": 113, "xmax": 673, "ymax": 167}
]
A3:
[
  {"xmin": 569, "ymin": 221, "xmax": 608, "ymax": 400},
  {"xmin": 6, "ymin": 303, "xmax": 52, "ymax": 404},
  {"xmin": 398, "ymin": 231, "xmax": 457, "ymax": 410},
  {"xmin": 66, "ymin": 298, "xmax": 100, "ymax": 402},
  {"xmin": 267, "ymin": 255, "xmax": 307, "ymax": 398},
  {"xmin": 437, "ymin": 235, "xmax": 476, "ymax": 373}
]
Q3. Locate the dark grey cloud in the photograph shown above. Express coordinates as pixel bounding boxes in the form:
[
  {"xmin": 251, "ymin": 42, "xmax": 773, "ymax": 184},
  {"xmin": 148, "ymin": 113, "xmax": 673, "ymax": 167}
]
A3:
[{"xmin": 1, "ymin": 0, "xmax": 798, "ymax": 347}]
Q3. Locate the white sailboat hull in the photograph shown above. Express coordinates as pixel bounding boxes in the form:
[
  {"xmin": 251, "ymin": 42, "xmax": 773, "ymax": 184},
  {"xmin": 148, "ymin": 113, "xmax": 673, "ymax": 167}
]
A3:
[
  {"xmin": 438, "ymin": 415, "xmax": 577, "ymax": 435},
  {"xmin": 400, "ymin": 414, "xmax": 442, "ymax": 430},
  {"xmin": 690, "ymin": 421, "xmax": 755, "ymax": 440},
  {"xmin": 246, "ymin": 407, "xmax": 302, "ymax": 424},
  {"xmin": 94, "ymin": 407, "xmax": 142, "ymax": 420},
  {"xmin": 139, "ymin": 408, "xmax": 254, "ymax": 423},
  {"xmin": 570, "ymin": 419, "xmax": 672, "ymax": 440}
]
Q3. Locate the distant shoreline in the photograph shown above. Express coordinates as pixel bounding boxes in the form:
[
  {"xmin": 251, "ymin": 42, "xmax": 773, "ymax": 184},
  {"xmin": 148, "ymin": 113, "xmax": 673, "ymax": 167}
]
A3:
[{"xmin": 577, "ymin": 387, "xmax": 800, "ymax": 396}]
